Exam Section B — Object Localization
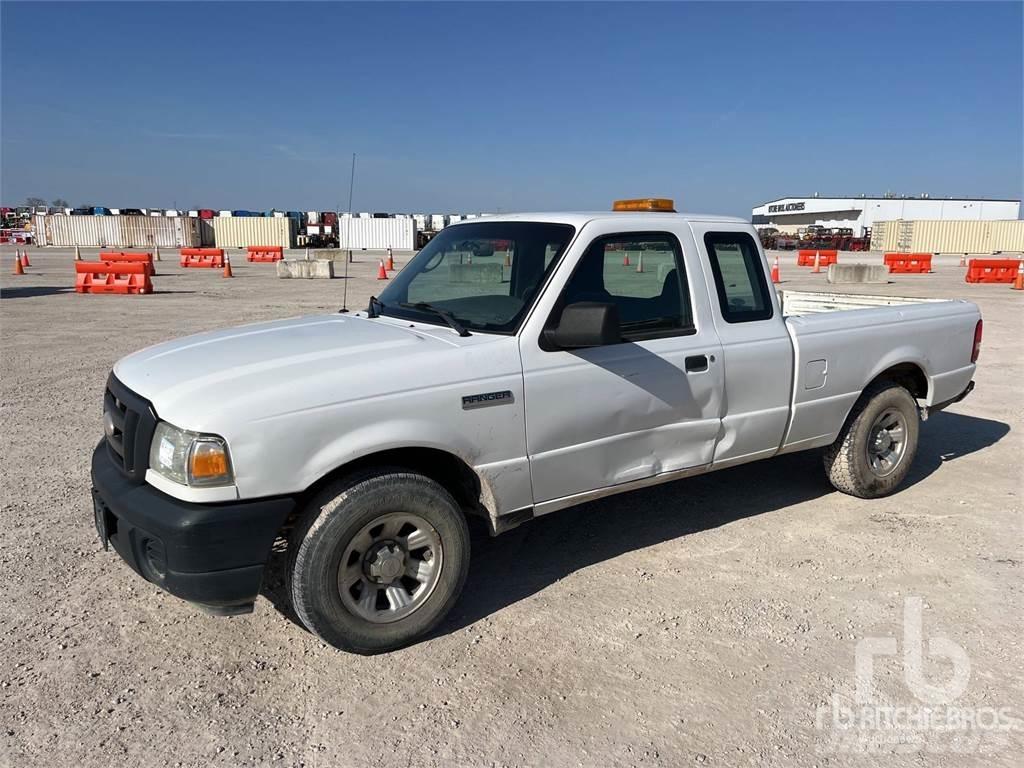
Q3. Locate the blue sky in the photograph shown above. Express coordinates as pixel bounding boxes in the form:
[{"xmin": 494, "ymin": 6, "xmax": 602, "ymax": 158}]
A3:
[{"xmin": 1, "ymin": 1, "xmax": 1021, "ymax": 216}]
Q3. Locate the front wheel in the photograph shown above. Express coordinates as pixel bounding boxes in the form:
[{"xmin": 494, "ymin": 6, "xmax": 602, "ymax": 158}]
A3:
[
  {"xmin": 823, "ymin": 381, "xmax": 920, "ymax": 498},
  {"xmin": 288, "ymin": 469, "xmax": 470, "ymax": 653}
]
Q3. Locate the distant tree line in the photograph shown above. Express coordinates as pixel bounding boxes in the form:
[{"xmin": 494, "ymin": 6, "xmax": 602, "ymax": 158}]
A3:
[{"xmin": 23, "ymin": 197, "xmax": 70, "ymax": 208}]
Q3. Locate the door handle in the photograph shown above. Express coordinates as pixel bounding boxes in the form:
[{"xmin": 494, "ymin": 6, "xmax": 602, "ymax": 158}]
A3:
[{"xmin": 685, "ymin": 355, "xmax": 709, "ymax": 373}]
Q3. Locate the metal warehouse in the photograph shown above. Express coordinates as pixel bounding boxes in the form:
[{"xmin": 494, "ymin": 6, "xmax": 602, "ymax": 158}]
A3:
[{"xmin": 751, "ymin": 196, "xmax": 1020, "ymax": 237}]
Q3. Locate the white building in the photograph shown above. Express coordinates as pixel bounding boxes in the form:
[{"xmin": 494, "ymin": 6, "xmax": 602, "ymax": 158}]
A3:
[{"xmin": 751, "ymin": 196, "xmax": 1020, "ymax": 237}]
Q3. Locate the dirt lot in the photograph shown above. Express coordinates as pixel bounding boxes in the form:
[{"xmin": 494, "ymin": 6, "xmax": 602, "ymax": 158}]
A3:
[{"xmin": 1, "ymin": 245, "xmax": 1021, "ymax": 767}]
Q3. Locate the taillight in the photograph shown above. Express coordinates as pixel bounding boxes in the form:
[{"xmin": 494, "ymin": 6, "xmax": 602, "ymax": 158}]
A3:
[{"xmin": 971, "ymin": 319, "xmax": 983, "ymax": 363}]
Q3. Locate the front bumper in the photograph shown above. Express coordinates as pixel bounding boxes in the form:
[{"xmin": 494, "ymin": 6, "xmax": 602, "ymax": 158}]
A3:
[{"xmin": 90, "ymin": 440, "xmax": 294, "ymax": 613}]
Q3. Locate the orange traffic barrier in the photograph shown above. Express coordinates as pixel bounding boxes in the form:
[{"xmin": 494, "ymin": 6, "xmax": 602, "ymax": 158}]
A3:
[
  {"xmin": 75, "ymin": 262, "xmax": 152, "ymax": 294},
  {"xmin": 965, "ymin": 258, "xmax": 1021, "ymax": 284},
  {"xmin": 13, "ymin": 253, "xmax": 25, "ymax": 275},
  {"xmin": 1013, "ymin": 261, "xmax": 1024, "ymax": 291},
  {"xmin": 376, "ymin": 260, "xmax": 388, "ymax": 280},
  {"xmin": 884, "ymin": 253, "xmax": 932, "ymax": 274},
  {"xmin": 223, "ymin": 255, "xmax": 234, "ymax": 278},
  {"xmin": 798, "ymin": 249, "xmax": 838, "ymax": 267},
  {"xmin": 101, "ymin": 251, "xmax": 156, "ymax": 275},
  {"xmin": 180, "ymin": 248, "xmax": 225, "ymax": 268},
  {"xmin": 771, "ymin": 255, "xmax": 781, "ymax": 284},
  {"xmin": 246, "ymin": 245, "xmax": 283, "ymax": 263}
]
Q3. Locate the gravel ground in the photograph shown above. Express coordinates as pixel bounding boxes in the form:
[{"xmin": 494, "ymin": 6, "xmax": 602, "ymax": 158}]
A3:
[{"xmin": 1, "ymin": 245, "xmax": 1021, "ymax": 767}]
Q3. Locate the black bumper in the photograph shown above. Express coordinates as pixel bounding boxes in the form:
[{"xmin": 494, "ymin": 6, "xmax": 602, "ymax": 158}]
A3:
[{"xmin": 90, "ymin": 440, "xmax": 294, "ymax": 612}]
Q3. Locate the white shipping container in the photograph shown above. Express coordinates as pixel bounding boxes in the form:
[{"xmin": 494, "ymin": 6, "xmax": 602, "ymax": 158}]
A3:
[
  {"xmin": 448, "ymin": 214, "xmax": 463, "ymax": 224},
  {"xmin": 429, "ymin": 214, "xmax": 447, "ymax": 230},
  {"xmin": 32, "ymin": 214, "xmax": 201, "ymax": 248},
  {"xmin": 306, "ymin": 211, "xmax": 320, "ymax": 224},
  {"xmin": 338, "ymin": 218, "xmax": 416, "ymax": 250},
  {"xmin": 871, "ymin": 219, "xmax": 1024, "ymax": 254},
  {"xmin": 212, "ymin": 216, "xmax": 296, "ymax": 248}
]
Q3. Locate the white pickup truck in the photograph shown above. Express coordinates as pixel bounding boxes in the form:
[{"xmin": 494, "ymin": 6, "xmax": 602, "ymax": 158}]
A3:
[{"xmin": 91, "ymin": 199, "xmax": 981, "ymax": 653}]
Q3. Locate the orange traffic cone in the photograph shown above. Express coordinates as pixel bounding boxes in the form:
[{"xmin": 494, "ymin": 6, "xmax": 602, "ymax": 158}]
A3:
[
  {"xmin": 376, "ymin": 260, "xmax": 388, "ymax": 280},
  {"xmin": 386, "ymin": 248, "xmax": 394, "ymax": 272},
  {"xmin": 1013, "ymin": 260, "xmax": 1024, "ymax": 291},
  {"xmin": 812, "ymin": 251, "xmax": 821, "ymax": 273},
  {"xmin": 771, "ymin": 255, "xmax": 781, "ymax": 284},
  {"xmin": 504, "ymin": 252, "xmax": 511, "ymax": 267},
  {"xmin": 13, "ymin": 253, "xmax": 25, "ymax": 275},
  {"xmin": 21, "ymin": 249, "xmax": 31, "ymax": 268},
  {"xmin": 623, "ymin": 252, "xmax": 631, "ymax": 267},
  {"xmin": 222, "ymin": 254, "xmax": 233, "ymax": 278},
  {"xmin": 74, "ymin": 245, "xmax": 82, "ymax": 261}
]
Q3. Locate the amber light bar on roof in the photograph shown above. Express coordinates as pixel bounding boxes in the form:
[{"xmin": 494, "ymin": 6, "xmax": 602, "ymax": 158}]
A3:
[{"xmin": 612, "ymin": 198, "xmax": 676, "ymax": 212}]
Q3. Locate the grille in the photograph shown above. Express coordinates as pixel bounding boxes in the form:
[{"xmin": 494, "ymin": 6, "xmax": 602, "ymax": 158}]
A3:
[{"xmin": 103, "ymin": 374, "xmax": 158, "ymax": 483}]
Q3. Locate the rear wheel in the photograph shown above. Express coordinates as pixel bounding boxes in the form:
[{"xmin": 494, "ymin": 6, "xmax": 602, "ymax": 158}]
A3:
[
  {"xmin": 288, "ymin": 469, "xmax": 470, "ymax": 653},
  {"xmin": 823, "ymin": 381, "xmax": 919, "ymax": 498}
]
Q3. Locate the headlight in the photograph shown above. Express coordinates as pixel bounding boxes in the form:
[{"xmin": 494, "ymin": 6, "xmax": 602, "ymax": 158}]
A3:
[{"xmin": 149, "ymin": 421, "xmax": 234, "ymax": 487}]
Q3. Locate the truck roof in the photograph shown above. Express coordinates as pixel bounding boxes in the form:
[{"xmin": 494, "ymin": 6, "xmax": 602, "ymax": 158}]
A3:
[{"xmin": 446, "ymin": 211, "xmax": 750, "ymax": 228}]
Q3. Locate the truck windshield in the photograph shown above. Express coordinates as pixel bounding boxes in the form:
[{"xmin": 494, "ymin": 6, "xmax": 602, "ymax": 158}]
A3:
[{"xmin": 374, "ymin": 222, "xmax": 575, "ymax": 334}]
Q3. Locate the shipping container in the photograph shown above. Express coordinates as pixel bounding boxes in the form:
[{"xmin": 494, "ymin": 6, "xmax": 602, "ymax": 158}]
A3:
[
  {"xmin": 306, "ymin": 211, "xmax": 320, "ymax": 225},
  {"xmin": 212, "ymin": 216, "xmax": 296, "ymax": 248},
  {"xmin": 32, "ymin": 214, "xmax": 201, "ymax": 248},
  {"xmin": 449, "ymin": 214, "xmax": 464, "ymax": 224},
  {"xmin": 870, "ymin": 219, "xmax": 1024, "ymax": 254},
  {"xmin": 338, "ymin": 217, "xmax": 416, "ymax": 250},
  {"xmin": 429, "ymin": 214, "xmax": 447, "ymax": 230}
]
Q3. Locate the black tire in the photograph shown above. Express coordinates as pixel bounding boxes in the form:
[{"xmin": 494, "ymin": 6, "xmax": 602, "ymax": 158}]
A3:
[
  {"xmin": 288, "ymin": 468, "xmax": 470, "ymax": 653},
  {"xmin": 823, "ymin": 381, "xmax": 920, "ymax": 498}
]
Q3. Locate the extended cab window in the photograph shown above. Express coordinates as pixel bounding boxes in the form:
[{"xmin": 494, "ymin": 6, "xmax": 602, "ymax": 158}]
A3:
[
  {"xmin": 704, "ymin": 231, "xmax": 773, "ymax": 323},
  {"xmin": 552, "ymin": 232, "xmax": 694, "ymax": 342}
]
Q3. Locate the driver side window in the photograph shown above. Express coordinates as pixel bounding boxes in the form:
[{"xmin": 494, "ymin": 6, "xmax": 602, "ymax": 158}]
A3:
[{"xmin": 555, "ymin": 232, "xmax": 694, "ymax": 342}]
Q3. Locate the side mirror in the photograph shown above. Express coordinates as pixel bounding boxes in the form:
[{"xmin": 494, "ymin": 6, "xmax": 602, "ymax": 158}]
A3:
[{"xmin": 546, "ymin": 302, "xmax": 621, "ymax": 349}]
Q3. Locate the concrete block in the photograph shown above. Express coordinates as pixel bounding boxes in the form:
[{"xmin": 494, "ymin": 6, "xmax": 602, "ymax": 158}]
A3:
[
  {"xmin": 313, "ymin": 249, "xmax": 346, "ymax": 261},
  {"xmin": 827, "ymin": 263, "xmax": 889, "ymax": 284},
  {"xmin": 449, "ymin": 263, "xmax": 503, "ymax": 284},
  {"xmin": 276, "ymin": 259, "xmax": 335, "ymax": 279}
]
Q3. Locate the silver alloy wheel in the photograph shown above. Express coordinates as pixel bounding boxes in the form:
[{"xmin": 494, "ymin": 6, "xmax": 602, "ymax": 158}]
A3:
[
  {"xmin": 865, "ymin": 407, "xmax": 909, "ymax": 477},
  {"xmin": 337, "ymin": 512, "xmax": 443, "ymax": 624}
]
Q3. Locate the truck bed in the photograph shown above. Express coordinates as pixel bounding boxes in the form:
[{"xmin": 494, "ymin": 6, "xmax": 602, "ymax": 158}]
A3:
[
  {"xmin": 779, "ymin": 289, "xmax": 946, "ymax": 316},
  {"xmin": 779, "ymin": 293, "xmax": 980, "ymax": 455}
]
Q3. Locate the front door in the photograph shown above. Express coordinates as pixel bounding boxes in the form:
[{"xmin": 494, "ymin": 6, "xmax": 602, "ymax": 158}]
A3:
[{"xmin": 519, "ymin": 224, "xmax": 724, "ymax": 506}]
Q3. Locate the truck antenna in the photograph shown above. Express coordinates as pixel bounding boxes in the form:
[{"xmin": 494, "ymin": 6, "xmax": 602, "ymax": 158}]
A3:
[{"xmin": 340, "ymin": 152, "xmax": 356, "ymax": 313}]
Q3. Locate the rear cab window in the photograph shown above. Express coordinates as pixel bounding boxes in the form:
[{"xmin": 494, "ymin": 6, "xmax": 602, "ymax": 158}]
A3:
[{"xmin": 703, "ymin": 231, "xmax": 773, "ymax": 323}]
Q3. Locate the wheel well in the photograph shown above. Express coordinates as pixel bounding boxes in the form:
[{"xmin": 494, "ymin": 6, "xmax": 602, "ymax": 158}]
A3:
[
  {"xmin": 295, "ymin": 447, "xmax": 487, "ymax": 521},
  {"xmin": 870, "ymin": 363, "xmax": 928, "ymax": 400}
]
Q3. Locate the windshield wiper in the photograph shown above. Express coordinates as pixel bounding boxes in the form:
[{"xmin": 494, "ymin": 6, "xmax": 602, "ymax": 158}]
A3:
[
  {"xmin": 399, "ymin": 302, "xmax": 471, "ymax": 337},
  {"xmin": 366, "ymin": 295, "xmax": 384, "ymax": 318}
]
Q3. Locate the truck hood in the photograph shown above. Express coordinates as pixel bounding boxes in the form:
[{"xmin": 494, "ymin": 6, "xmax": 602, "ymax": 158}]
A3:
[{"xmin": 114, "ymin": 314, "xmax": 471, "ymax": 430}]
